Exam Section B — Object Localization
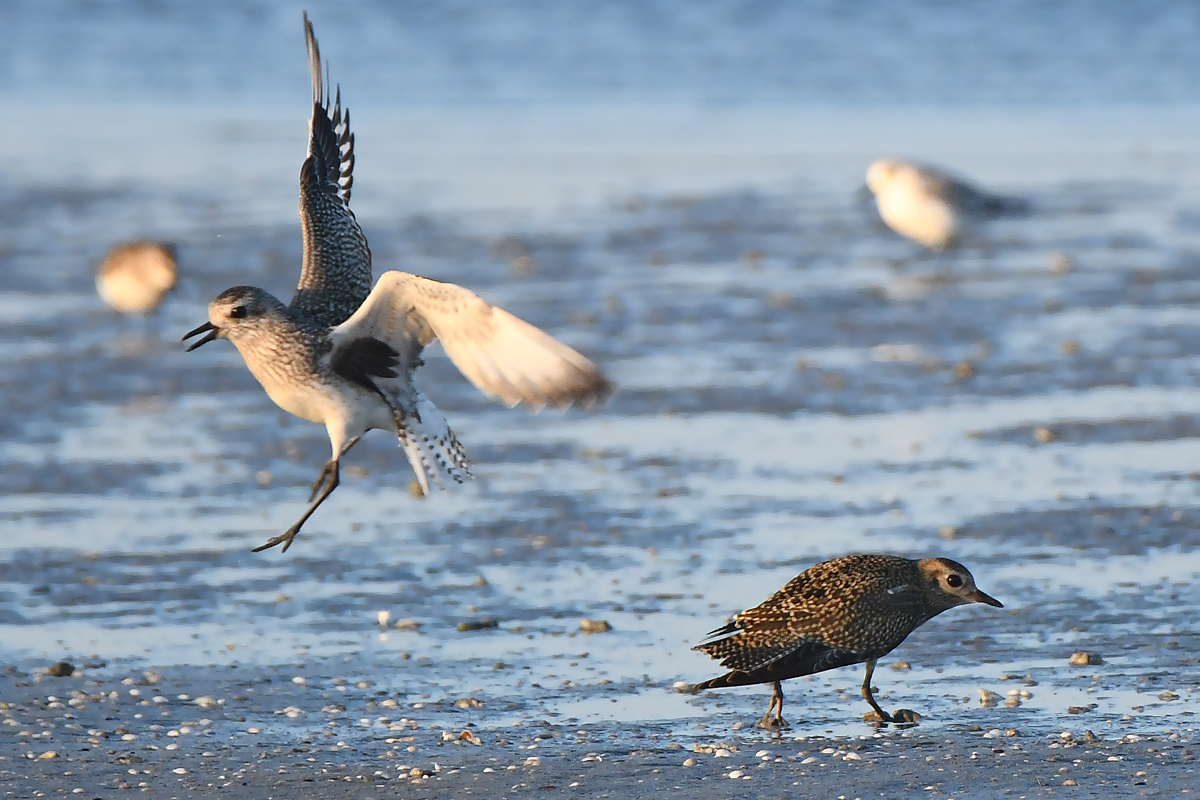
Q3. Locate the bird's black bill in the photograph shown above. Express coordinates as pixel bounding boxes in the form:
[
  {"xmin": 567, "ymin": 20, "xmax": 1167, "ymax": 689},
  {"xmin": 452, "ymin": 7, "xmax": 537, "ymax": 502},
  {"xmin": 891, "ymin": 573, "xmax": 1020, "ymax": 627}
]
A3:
[
  {"xmin": 968, "ymin": 589, "xmax": 1003, "ymax": 608},
  {"xmin": 183, "ymin": 321, "xmax": 219, "ymax": 351}
]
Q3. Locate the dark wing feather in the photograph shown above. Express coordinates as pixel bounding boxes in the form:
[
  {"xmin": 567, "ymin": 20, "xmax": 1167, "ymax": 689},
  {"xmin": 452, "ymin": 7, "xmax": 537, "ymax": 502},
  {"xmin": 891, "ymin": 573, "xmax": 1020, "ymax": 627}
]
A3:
[
  {"xmin": 290, "ymin": 12, "xmax": 373, "ymax": 328},
  {"xmin": 692, "ymin": 640, "xmax": 865, "ymax": 690},
  {"xmin": 330, "ymin": 337, "xmax": 400, "ymax": 392}
]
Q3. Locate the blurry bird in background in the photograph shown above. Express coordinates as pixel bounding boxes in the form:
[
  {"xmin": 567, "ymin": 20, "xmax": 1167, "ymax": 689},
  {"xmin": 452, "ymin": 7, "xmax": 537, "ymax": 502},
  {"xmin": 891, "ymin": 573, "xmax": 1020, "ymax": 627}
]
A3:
[
  {"xmin": 865, "ymin": 159, "xmax": 1025, "ymax": 251},
  {"xmin": 96, "ymin": 240, "xmax": 179, "ymax": 315}
]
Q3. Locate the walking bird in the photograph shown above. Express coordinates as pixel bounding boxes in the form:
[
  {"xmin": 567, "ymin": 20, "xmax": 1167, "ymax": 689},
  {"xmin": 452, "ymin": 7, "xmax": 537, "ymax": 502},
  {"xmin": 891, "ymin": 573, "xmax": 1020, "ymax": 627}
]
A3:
[{"xmin": 691, "ymin": 554, "xmax": 1002, "ymax": 728}]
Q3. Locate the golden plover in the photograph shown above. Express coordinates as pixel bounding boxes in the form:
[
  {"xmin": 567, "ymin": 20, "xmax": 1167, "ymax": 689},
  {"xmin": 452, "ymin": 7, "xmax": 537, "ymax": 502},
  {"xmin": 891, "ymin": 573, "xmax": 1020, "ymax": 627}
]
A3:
[{"xmin": 691, "ymin": 554, "xmax": 1002, "ymax": 728}]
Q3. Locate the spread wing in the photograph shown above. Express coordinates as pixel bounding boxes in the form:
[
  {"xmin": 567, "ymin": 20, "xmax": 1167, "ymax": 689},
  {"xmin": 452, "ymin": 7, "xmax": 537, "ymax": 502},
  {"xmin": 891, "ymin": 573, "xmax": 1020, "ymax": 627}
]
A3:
[
  {"xmin": 289, "ymin": 12, "xmax": 373, "ymax": 328},
  {"xmin": 328, "ymin": 271, "xmax": 614, "ymax": 410}
]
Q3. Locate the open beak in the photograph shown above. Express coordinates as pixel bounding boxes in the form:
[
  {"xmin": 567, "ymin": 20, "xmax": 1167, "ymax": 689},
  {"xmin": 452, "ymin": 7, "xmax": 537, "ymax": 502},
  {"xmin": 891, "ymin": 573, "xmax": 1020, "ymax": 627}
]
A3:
[
  {"xmin": 182, "ymin": 321, "xmax": 219, "ymax": 351},
  {"xmin": 967, "ymin": 589, "xmax": 1003, "ymax": 608}
]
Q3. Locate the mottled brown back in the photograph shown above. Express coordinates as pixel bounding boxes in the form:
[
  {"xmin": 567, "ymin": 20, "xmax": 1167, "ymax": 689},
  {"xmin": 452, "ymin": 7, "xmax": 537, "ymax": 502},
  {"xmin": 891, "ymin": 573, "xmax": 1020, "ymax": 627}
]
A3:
[{"xmin": 694, "ymin": 554, "xmax": 932, "ymax": 680}]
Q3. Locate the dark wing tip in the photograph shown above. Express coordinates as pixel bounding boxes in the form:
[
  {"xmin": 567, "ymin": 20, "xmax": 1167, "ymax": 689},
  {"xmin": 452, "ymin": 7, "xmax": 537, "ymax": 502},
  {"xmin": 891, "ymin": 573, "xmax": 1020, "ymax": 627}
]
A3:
[
  {"xmin": 689, "ymin": 673, "xmax": 739, "ymax": 692},
  {"xmin": 545, "ymin": 368, "xmax": 616, "ymax": 411},
  {"xmin": 304, "ymin": 11, "xmax": 322, "ymax": 106}
]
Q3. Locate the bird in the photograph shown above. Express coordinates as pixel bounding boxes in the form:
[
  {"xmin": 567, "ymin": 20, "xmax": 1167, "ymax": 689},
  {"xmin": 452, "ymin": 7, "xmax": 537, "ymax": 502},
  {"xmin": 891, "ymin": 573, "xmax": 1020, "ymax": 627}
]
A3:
[
  {"xmin": 183, "ymin": 13, "xmax": 612, "ymax": 554},
  {"xmin": 690, "ymin": 554, "xmax": 1002, "ymax": 729},
  {"xmin": 96, "ymin": 240, "xmax": 178, "ymax": 314},
  {"xmin": 864, "ymin": 159, "xmax": 1023, "ymax": 251}
]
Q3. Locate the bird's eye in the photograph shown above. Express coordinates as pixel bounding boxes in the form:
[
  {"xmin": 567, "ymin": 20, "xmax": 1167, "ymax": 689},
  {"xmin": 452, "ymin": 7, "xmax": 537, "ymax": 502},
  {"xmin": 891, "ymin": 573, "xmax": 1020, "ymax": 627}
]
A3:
[
  {"xmin": 946, "ymin": 574, "xmax": 964, "ymax": 589},
  {"xmin": 230, "ymin": 306, "xmax": 248, "ymax": 319}
]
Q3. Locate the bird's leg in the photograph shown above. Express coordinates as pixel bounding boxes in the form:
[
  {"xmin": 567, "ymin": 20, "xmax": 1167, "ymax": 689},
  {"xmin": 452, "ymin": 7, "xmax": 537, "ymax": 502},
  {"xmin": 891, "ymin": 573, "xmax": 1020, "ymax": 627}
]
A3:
[
  {"xmin": 859, "ymin": 659, "xmax": 923, "ymax": 725},
  {"xmin": 254, "ymin": 458, "xmax": 342, "ymax": 554},
  {"xmin": 860, "ymin": 659, "xmax": 893, "ymax": 724},
  {"xmin": 756, "ymin": 680, "xmax": 790, "ymax": 729},
  {"xmin": 307, "ymin": 460, "xmax": 336, "ymax": 502},
  {"xmin": 308, "ymin": 437, "xmax": 360, "ymax": 501}
]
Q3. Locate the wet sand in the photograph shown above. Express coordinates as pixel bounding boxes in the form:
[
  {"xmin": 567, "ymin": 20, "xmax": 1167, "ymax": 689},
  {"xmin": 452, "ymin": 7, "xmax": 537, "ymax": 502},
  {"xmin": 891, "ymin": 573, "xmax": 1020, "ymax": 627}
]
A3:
[
  {"xmin": 4, "ymin": 106, "xmax": 1200, "ymax": 795},
  {"xmin": 3, "ymin": 660, "xmax": 1197, "ymax": 798}
]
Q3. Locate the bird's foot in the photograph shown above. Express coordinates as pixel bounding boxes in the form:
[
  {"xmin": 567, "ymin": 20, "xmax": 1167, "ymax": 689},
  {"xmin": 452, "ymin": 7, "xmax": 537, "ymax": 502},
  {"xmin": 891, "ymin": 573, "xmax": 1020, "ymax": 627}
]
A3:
[
  {"xmin": 252, "ymin": 526, "xmax": 301, "ymax": 554},
  {"xmin": 862, "ymin": 710, "xmax": 890, "ymax": 724},
  {"xmin": 756, "ymin": 714, "xmax": 790, "ymax": 730},
  {"xmin": 890, "ymin": 708, "xmax": 922, "ymax": 725}
]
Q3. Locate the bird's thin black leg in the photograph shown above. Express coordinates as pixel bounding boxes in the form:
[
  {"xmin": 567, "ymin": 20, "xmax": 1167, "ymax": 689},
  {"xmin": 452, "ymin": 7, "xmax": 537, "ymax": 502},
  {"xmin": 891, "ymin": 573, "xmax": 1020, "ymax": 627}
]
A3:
[
  {"xmin": 861, "ymin": 659, "xmax": 893, "ymax": 723},
  {"xmin": 307, "ymin": 437, "xmax": 360, "ymax": 501},
  {"xmin": 757, "ymin": 680, "xmax": 790, "ymax": 729},
  {"xmin": 255, "ymin": 458, "xmax": 341, "ymax": 553},
  {"xmin": 307, "ymin": 460, "xmax": 336, "ymax": 502}
]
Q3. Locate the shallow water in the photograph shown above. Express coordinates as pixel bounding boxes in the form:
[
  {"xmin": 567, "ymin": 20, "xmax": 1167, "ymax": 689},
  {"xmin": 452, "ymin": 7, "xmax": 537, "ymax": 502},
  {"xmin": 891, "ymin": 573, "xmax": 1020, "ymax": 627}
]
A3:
[
  {"xmin": 3, "ymin": 157, "xmax": 1200, "ymax": 747},
  {"xmin": 3, "ymin": 8, "xmax": 1200, "ymax": 788}
]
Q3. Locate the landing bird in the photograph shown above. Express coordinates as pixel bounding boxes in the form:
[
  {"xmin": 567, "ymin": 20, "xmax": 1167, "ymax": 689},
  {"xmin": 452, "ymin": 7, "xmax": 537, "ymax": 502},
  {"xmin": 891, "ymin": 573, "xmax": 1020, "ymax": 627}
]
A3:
[
  {"xmin": 865, "ymin": 159, "xmax": 1024, "ymax": 251},
  {"xmin": 690, "ymin": 554, "xmax": 1002, "ymax": 728},
  {"xmin": 183, "ymin": 14, "xmax": 612, "ymax": 553},
  {"xmin": 97, "ymin": 241, "xmax": 178, "ymax": 314}
]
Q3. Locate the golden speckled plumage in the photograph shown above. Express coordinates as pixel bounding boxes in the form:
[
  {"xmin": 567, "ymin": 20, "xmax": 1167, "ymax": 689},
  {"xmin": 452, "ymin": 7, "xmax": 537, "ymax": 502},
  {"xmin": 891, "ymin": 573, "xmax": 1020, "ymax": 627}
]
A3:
[{"xmin": 692, "ymin": 554, "xmax": 1002, "ymax": 728}]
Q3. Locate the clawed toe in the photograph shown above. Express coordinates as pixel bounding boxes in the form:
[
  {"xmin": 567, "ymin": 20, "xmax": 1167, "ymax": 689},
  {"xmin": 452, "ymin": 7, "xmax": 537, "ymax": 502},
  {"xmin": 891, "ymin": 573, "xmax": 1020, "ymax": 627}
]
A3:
[{"xmin": 252, "ymin": 528, "xmax": 299, "ymax": 553}]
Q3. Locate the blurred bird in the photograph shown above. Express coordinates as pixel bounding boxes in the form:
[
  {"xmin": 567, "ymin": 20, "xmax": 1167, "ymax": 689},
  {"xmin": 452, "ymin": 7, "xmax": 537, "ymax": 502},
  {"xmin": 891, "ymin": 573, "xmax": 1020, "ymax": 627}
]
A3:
[
  {"xmin": 691, "ymin": 554, "xmax": 1002, "ymax": 728},
  {"xmin": 96, "ymin": 241, "xmax": 178, "ymax": 314},
  {"xmin": 865, "ymin": 159, "xmax": 1024, "ymax": 251},
  {"xmin": 183, "ymin": 14, "xmax": 612, "ymax": 553}
]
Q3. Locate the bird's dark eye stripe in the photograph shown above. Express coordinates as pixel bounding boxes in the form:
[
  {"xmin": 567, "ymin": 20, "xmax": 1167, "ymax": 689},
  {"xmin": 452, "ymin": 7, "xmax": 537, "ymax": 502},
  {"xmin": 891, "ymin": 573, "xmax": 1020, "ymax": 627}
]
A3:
[{"xmin": 946, "ymin": 574, "xmax": 964, "ymax": 588}]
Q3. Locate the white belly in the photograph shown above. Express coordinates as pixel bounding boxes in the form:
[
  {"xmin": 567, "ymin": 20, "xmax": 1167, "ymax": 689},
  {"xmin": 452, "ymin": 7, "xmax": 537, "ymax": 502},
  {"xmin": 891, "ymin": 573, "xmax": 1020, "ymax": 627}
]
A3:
[
  {"xmin": 877, "ymin": 191, "xmax": 960, "ymax": 251},
  {"xmin": 263, "ymin": 380, "xmax": 336, "ymax": 425}
]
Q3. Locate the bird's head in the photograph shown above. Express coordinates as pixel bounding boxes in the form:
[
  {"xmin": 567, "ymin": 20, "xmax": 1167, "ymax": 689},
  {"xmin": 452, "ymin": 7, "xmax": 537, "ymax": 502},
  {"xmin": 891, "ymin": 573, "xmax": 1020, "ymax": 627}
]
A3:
[
  {"xmin": 917, "ymin": 557, "xmax": 1003, "ymax": 612},
  {"xmin": 865, "ymin": 159, "xmax": 905, "ymax": 195},
  {"xmin": 182, "ymin": 286, "xmax": 284, "ymax": 350}
]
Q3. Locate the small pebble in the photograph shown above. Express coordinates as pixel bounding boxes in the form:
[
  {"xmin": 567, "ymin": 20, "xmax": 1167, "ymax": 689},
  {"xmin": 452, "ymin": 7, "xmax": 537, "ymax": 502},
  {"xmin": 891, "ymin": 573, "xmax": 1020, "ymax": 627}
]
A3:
[
  {"xmin": 683, "ymin": 758, "xmax": 696, "ymax": 767},
  {"xmin": 46, "ymin": 662, "xmax": 74, "ymax": 678},
  {"xmin": 728, "ymin": 770, "xmax": 744, "ymax": 779},
  {"xmin": 1050, "ymin": 252, "xmax": 1073, "ymax": 273},
  {"xmin": 579, "ymin": 619, "xmax": 613, "ymax": 634},
  {"xmin": 1068, "ymin": 651, "xmax": 1102, "ymax": 666}
]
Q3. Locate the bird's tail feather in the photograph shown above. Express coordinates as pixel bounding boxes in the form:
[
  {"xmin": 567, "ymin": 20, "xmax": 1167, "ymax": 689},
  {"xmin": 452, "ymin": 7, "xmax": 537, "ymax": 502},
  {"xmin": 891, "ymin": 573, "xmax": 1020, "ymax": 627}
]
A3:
[{"xmin": 396, "ymin": 393, "xmax": 472, "ymax": 493}]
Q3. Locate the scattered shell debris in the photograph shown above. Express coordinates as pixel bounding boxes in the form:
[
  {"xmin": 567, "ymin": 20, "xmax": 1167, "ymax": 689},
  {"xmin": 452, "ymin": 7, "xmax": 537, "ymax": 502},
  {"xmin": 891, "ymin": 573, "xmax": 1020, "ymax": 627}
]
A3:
[
  {"xmin": 1069, "ymin": 652, "xmax": 1104, "ymax": 666},
  {"xmin": 579, "ymin": 619, "xmax": 613, "ymax": 634}
]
